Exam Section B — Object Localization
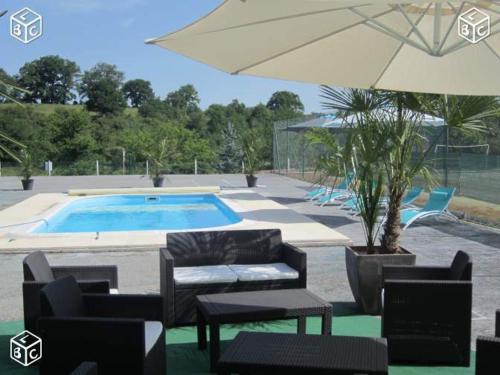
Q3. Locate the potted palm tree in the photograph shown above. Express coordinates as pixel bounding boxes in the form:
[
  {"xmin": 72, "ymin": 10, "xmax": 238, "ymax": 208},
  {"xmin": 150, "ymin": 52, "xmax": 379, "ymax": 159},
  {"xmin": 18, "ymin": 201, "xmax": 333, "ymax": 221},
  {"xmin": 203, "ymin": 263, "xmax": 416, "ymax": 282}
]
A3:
[
  {"xmin": 343, "ymin": 112, "xmax": 418, "ymax": 314},
  {"xmin": 19, "ymin": 149, "xmax": 35, "ymax": 190},
  {"xmin": 319, "ymin": 87, "xmax": 497, "ymax": 314},
  {"xmin": 240, "ymin": 129, "xmax": 262, "ymax": 188},
  {"xmin": 145, "ymin": 137, "xmax": 178, "ymax": 187}
]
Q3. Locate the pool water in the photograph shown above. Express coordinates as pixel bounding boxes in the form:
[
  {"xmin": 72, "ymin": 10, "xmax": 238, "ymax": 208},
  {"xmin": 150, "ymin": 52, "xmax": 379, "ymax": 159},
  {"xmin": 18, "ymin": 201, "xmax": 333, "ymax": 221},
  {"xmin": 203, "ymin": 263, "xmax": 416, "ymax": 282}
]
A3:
[{"xmin": 33, "ymin": 194, "xmax": 241, "ymax": 233}]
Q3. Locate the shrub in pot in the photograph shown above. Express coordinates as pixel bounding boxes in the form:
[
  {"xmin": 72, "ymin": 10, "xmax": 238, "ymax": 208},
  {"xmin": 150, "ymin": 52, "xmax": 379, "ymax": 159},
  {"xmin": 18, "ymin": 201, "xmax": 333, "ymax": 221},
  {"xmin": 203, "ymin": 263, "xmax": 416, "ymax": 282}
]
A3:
[
  {"xmin": 240, "ymin": 128, "xmax": 263, "ymax": 188},
  {"xmin": 145, "ymin": 137, "xmax": 178, "ymax": 188},
  {"xmin": 19, "ymin": 149, "xmax": 34, "ymax": 191}
]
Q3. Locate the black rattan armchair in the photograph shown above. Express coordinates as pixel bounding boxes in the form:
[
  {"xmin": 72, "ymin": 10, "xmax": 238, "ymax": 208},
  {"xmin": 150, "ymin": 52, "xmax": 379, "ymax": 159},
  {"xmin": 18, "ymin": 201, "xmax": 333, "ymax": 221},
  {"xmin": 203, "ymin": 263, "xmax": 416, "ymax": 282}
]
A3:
[
  {"xmin": 160, "ymin": 229, "xmax": 307, "ymax": 326},
  {"xmin": 23, "ymin": 250, "xmax": 118, "ymax": 333},
  {"xmin": 382, "ymin": 250, "xmax": 472, "ymax": 366},
  {"xmin": 38, "ymin": 276, "xmax": 165, "ymax": 375},
  {"xmin": 70, "ymin": 362, "xmax": 98, "ymax": 375},
  {"xmin": 476, "ymin": 310, "xmax": 500, "ymax": 374}
]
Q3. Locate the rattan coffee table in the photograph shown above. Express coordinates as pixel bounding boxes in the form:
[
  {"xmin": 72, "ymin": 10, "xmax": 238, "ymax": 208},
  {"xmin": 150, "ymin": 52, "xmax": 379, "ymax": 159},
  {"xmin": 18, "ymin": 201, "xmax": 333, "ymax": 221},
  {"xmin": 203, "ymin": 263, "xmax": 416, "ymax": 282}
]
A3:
[
  {"xmin": 218, "ymin": 332, "xmax": 388, "ymax": 374},
  {"xmin": 196, "ymin": 289, "xmax": 332, "ymax": 372}
]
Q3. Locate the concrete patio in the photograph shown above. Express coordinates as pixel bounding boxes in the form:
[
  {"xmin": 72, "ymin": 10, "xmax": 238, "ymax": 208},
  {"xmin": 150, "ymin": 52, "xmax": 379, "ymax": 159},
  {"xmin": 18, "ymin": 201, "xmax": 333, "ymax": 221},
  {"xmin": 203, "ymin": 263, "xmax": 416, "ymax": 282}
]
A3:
[{"xmin": 0, "ymin": 173, "xmax": 498, "ymax": 344}]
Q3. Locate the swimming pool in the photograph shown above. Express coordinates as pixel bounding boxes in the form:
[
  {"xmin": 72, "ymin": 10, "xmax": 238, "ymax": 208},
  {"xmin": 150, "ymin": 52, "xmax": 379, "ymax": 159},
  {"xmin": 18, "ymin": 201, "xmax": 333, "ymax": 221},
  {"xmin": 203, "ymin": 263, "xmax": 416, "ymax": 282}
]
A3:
[{"xmin": 33, "ymin": 194, "xmax": 241, "ymax": 233}]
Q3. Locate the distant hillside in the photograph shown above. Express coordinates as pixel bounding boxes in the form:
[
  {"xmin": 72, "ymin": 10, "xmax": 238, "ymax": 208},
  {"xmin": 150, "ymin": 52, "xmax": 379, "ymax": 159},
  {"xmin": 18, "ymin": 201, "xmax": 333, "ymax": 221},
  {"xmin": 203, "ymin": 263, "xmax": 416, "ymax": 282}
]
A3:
[{"xmin": 0, "ymin": 103, "xmax": 138, "ymax": 116}]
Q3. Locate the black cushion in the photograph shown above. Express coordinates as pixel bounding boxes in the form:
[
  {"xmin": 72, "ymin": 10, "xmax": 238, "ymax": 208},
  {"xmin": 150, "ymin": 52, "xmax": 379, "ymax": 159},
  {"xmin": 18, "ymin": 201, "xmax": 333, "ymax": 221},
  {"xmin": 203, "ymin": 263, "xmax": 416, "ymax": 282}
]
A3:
[
  {"xmin": 40, "ymin": 276, "xmax": 86, "ymax": 317},
  {"xmin": 167, "ymin": 229, "xmax": 283, "ymax": 267},
  {"xmin": 23, "ymin": 251, "xmax": 55, "ymax": 282},
  {"xmin": 449, "ymin": 251, "xmax": 471, "ymax": 280}
]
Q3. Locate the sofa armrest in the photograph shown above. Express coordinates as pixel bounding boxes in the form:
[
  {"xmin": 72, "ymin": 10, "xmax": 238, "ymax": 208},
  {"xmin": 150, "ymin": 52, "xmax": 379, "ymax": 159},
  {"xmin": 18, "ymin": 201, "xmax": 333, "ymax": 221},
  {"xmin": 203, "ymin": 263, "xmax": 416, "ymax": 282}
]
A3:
[
  {"xmin": 83, "ymin": 294, "xmax": 163, "ymax": 322},
  {"xmin": 38, "ymin": 317, "xmax": 145, "ymax": 375},
  {"xmin": 159, "ymin": 248, "xmax": 175, "ymax": 326},
  {"xmin": 382, "ymin": 265, "xmax": 450, "ymax": 282},
  {"xmin": 496, "ymin": 310, "xmax": 500, "ymax": 337},
  {"xmin": 282, "ymin": 243, "xmax": 307, "ymax": 287},
  {"xmin": 476, "ymin": 335, "xmax": 500, "ymax": 374},
  {"xmin": 52, "ymin": 265, "xmax": 118, "ymax": 288}
]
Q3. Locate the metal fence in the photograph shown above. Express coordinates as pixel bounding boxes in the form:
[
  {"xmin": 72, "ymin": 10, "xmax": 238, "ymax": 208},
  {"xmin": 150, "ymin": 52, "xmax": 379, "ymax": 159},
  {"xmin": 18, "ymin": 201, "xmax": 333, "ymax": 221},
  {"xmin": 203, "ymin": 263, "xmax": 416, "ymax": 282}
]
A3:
[
  {"xmin": 273, "ymin": 117, "xmax": 500, "ymax": 209},
  {"xmin": 0, "ymin": 158, "xmax": 229, "ymax": 177}
]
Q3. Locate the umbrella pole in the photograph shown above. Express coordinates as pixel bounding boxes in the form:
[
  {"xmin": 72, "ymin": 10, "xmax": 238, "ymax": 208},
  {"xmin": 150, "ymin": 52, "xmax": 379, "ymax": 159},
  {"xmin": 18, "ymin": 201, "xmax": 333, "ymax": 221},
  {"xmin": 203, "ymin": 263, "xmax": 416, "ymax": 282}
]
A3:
[{"xmin": 444, "ymin": 94, "xmax": 449, "ymax": 187}]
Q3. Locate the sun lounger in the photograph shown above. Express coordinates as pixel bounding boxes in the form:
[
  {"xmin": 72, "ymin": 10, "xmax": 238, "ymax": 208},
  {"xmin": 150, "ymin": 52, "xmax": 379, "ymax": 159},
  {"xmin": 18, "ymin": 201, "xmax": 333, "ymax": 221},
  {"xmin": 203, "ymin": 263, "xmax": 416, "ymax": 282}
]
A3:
[{"xmin": 401, "ymin": 187, "xmax": 457, "ymax": 229}]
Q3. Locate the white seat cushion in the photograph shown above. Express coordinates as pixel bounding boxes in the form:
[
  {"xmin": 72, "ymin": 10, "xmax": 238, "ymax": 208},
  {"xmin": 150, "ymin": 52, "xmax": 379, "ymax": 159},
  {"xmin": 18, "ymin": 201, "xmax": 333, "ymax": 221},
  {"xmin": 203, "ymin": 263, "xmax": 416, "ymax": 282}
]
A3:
[
  {"xmin": 229, "ymin": 263, "xmax": 299, "ymax": 282},
  {"xmin": 174, "ymin": 265, "xmax": 238, "ymax": 285},
  {"xmin": 144, "ymin": 321, "xmax": 163, "ymax": 355},
  {"xmin": 110, "ymin": 288, "xmax": 119, "ymax": 294}
]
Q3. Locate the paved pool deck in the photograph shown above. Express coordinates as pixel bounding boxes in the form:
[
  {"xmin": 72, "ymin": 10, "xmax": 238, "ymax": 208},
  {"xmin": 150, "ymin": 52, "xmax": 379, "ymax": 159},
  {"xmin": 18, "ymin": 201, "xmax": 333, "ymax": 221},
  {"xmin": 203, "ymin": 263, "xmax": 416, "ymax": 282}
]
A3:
[{"xmin": 0, "ymin": 173, "xmax": 499, "ymax": 344}]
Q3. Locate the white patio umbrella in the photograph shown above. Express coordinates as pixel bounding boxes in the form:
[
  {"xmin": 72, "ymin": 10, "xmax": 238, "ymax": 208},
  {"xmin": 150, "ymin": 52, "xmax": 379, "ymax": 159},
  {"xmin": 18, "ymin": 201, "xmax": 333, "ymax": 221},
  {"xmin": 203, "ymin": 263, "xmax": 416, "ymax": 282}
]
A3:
[{"xmin": 147, "ymin": 0, "xmax": 500, "ymax": 95}]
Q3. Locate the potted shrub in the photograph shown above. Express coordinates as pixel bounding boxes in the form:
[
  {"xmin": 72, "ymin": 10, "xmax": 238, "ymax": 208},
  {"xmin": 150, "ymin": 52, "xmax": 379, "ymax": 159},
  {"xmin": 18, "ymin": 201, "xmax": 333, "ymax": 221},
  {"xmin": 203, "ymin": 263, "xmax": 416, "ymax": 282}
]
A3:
[
  {"xmin": 19, "ymin": 149, "xmax": 34, "ymax": 190},
  {"xmin": 240, "ymin": 129, "xmax": 262, "ymax": 188},
  {"xmin": 343, "ymin": 114, "xmax": 416, "ymax": 314},
  {"xmin": 145, "ymin": 137, "xmax": 178, "ymax": 187}
]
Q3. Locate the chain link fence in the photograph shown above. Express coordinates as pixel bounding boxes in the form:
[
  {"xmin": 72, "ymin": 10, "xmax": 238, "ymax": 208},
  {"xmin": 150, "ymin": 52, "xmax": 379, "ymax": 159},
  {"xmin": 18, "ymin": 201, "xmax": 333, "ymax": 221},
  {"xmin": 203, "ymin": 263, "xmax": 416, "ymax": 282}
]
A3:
[{"xmin": 273, "ymin": 117, "xmax": 500, "ymax": 227}]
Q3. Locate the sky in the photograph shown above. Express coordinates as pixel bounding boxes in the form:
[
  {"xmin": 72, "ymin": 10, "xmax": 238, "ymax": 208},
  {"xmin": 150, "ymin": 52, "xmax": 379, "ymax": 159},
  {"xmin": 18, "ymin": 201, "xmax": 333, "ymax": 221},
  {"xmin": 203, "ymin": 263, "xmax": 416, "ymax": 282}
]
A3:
[{"xmin": 1, "ymin": 0, "xmax": 325, "ymax": 113}]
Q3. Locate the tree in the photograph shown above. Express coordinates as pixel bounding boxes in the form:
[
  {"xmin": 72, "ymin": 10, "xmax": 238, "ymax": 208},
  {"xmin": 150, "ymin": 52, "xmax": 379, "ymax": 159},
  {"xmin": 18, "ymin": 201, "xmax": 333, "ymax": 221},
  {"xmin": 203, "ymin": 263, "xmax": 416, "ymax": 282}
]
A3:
[
  {"xmin": 320, "ymin": 86, "xmax": 498, "ymax": 254},
  {"xmin": 122, "ymin": 79, "xmax": 154, "ymax": 107},
  {"xmin": 218, "ymin": 122, "xmax": 242, "ymax": 173},
  {"xmin": 79, "ymin": 63, "xmax": 126, "ymax": 114},
  {"xmin": 266, "ymin": 91, "xmax": 304, "ymax": 119},
  {"xmin": 165, "ymin": 84, "xmax": 200, "ymax": 114},
  {"xmin": 17, "ymin": 55, "xmax": 80, "ymax": 104}
]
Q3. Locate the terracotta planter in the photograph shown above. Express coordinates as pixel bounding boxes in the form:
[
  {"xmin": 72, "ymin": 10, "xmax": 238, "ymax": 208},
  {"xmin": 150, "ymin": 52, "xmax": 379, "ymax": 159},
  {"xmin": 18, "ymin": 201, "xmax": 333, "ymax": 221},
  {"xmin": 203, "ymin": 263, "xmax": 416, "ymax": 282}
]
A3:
[
  {"xmin": 153, "ymin": 177, "xmax": 164, "ymax": 187},
  {"xmin": 345, "ymin": 245, "xmax": 416, "ymax": 315},
  {"xmin": 22, "ymin": 178, "xmax": 34, "ymax": 191},
  {"xmin": 246, "ymin": 175, "xmax": 258, "ymax": 187}
]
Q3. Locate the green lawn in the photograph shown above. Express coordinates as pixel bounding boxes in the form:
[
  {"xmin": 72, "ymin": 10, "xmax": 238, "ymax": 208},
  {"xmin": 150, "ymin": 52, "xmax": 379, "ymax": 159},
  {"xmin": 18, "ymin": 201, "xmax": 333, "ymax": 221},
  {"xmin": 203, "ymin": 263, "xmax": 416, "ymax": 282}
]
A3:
[{"xmin": 0, "ymin": 311, "xmax": 475, "ymax": 375}]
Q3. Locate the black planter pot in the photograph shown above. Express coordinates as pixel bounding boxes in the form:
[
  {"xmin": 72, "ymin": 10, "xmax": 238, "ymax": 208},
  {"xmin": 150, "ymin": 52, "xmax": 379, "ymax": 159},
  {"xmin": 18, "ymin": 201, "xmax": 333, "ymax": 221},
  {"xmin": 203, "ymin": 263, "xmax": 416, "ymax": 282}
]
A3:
[
  {"xmin": 21, "ymin": 178, "xmax": 34, "ymax": 191},
  {"xmin": 246, "ymin": 175, "xmax": 258, "ymax": 188},
  {"xmin": 345, "ymin": 245, "xmax": 416, "ymax": 315},
  {"xmin": 153, "ymin": 177, "xmax": 164, "ymax": 187}
]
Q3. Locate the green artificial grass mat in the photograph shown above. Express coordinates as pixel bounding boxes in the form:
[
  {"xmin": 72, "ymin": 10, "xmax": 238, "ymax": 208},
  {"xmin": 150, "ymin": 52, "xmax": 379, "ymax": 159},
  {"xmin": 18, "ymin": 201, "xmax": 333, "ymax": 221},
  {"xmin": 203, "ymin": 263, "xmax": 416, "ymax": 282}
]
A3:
[{"xmin": 0, "ymin": 309, "xmax": 475, "ymax": 374}]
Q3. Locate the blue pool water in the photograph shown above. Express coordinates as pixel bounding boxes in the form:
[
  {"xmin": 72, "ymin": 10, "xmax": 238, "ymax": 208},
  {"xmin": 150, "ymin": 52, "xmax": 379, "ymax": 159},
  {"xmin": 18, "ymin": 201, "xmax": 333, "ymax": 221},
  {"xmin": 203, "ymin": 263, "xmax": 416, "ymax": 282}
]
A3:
[{"xmin": 33, "ymin": 194, "xmax": 241, "ymax": 233}]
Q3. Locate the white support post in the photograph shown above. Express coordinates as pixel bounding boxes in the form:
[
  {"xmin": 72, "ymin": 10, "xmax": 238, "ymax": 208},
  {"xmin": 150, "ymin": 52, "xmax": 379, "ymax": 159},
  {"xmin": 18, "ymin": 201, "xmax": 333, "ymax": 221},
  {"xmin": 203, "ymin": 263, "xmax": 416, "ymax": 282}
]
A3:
[
  {"xmin": 287, "ymin": 157, "xmax": 291, "ymax": 172},
  {"xmin": 96, "ymin": 160, "xmax": 99, "ymax": 176},
  {"xmin": 146, "ymin": 160, "xmax": 149, "ymax": 176},
  {"xmin": 194, "ymin": 158, "xmax": 198, "ymax": 175},
  {"xmin": 242, "ymin": 161, "xmax": 245, "ymax": 174}
]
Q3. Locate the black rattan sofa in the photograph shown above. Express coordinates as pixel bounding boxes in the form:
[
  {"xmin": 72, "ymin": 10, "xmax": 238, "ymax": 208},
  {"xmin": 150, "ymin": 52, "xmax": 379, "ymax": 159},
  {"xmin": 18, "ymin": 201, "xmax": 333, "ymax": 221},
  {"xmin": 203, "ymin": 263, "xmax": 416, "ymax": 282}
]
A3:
[
  {"xmin": 160, "ymin": 229, "xmax": 307, "ymax": 326},
  {"xmin": 476, "ymin": 309, "xmax": 500, "ymax": 374},
  {"xmin": 38, "ymin": 276, "xmax": 165, "ymax": 375},
  {"xmin": 382, "ymin": 250, "xmax": 472, "ymax": 366},
  {"xmin": 23, "ymin": 250, "xmax": 118, "ymax": 333}
]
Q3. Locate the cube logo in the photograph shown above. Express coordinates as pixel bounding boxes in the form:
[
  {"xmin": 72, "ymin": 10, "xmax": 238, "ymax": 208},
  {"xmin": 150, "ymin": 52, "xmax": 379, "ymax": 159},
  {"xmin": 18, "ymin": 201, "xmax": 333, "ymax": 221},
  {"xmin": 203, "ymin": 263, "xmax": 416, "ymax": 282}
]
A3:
[
  {"xmin": 458, "ymin": 7, "xmax": 490, "ymax": 44},
  {"xmin": 10, "ymin": 7, "xmax": 43, "ymax": 44},
  {"xmin": 10, "ymin": 330, "xmax": 42, "ymax": 367}
]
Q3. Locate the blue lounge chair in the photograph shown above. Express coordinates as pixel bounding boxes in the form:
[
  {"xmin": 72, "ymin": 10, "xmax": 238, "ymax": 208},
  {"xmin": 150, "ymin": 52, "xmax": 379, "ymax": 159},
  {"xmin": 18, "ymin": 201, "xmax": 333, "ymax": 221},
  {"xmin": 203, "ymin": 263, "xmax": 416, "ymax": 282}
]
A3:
[
  {"xmin": 314, "ymin": 174, "xmax": 354, "ymax": 206},
  {"xmin": 401, "ymin": 187, "xmax": 423, "ymax": 208},
  {"xmin": 304, "ymin": 185, "xmax": 328, "ymax": 200},
  {"xmin": 401, "ymin": 187, "xmax": 457, "ymax": 229}
]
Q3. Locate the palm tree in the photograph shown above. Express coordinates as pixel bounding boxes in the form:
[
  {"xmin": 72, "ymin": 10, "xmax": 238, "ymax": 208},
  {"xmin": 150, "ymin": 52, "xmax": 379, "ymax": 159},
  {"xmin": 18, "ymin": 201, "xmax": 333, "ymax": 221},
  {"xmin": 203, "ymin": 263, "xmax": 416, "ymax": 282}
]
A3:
[{"xmin": 319, "ymin": 86, "xmax": 498, "ymax": 254}]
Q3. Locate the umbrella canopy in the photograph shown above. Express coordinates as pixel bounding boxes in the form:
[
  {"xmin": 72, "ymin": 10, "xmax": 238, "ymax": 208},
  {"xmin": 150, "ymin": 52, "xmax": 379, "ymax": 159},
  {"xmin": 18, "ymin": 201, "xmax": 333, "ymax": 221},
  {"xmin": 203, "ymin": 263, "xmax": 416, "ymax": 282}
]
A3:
[
  {"xmin": 147, "ymin": 0, "xmax": 500, "ymax": 95},
  {"xmin": 286, "ymin": 112, "xmax": 445, "ymax": 131}
]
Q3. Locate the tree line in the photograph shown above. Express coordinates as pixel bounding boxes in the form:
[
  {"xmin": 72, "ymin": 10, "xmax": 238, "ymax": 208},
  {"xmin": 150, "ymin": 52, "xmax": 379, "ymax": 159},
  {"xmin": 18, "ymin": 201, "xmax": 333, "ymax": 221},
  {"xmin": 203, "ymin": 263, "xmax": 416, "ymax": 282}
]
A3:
[{"xmin": 0, "ymin": 55, "xmax": 306, "ymax": 175}]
